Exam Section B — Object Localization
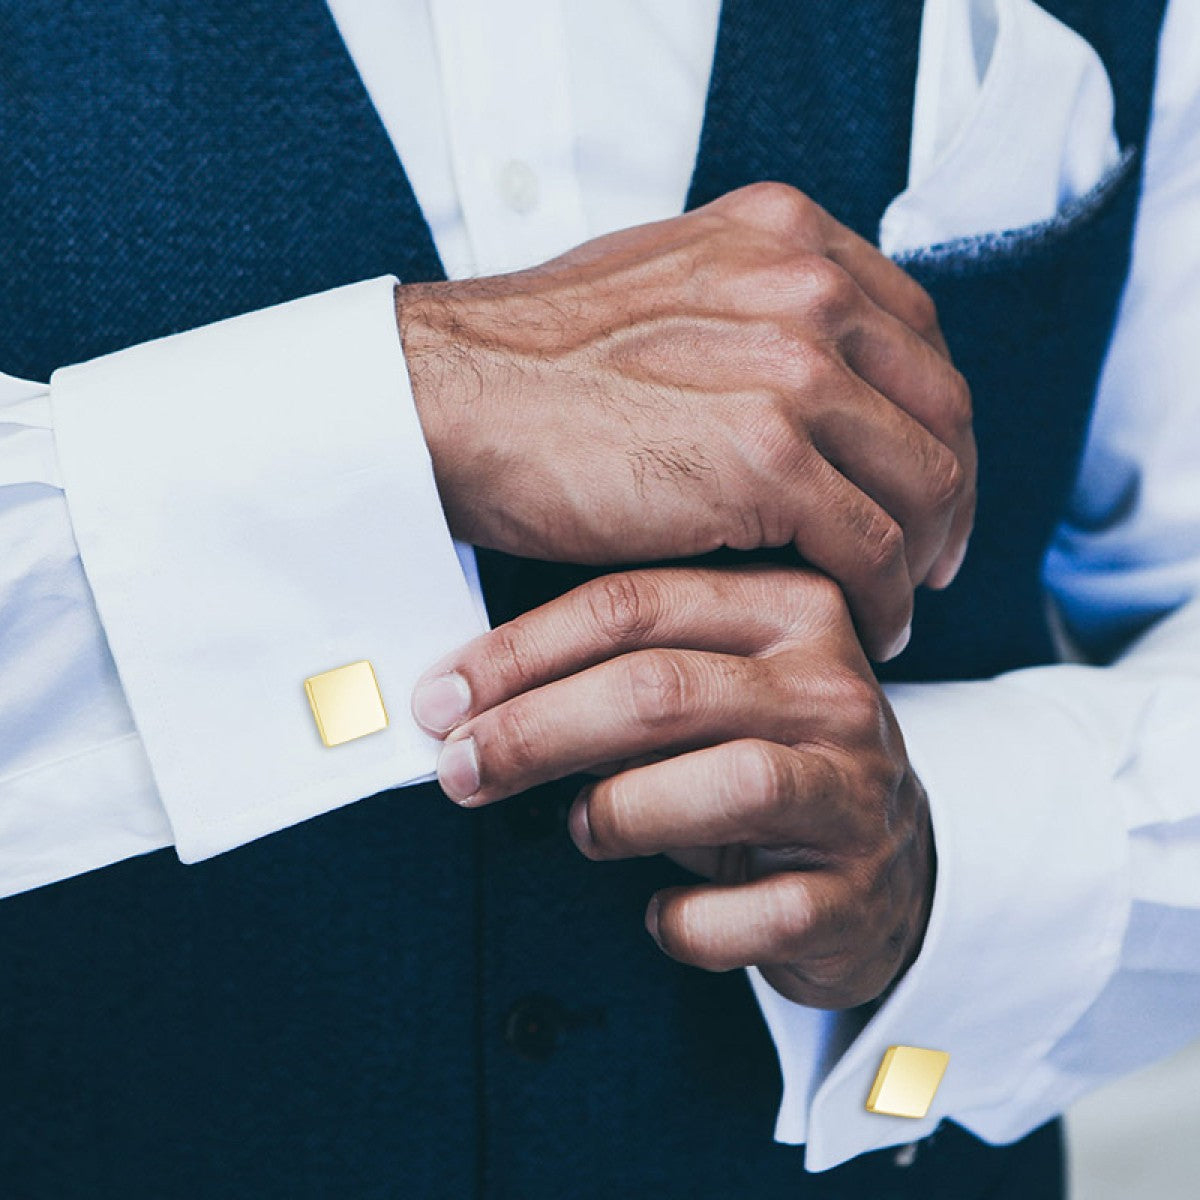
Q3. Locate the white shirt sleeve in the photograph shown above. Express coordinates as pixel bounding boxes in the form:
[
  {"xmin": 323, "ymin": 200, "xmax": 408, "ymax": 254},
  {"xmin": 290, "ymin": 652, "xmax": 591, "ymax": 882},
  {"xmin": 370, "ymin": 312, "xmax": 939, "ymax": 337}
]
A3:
[
  {"xmin": 0, "ymin": 277, "xmax": 486, "ymax": 897},
  {"xmin": 751, "ymin": 0, "xmax": 1200, "ymax": 1172}
]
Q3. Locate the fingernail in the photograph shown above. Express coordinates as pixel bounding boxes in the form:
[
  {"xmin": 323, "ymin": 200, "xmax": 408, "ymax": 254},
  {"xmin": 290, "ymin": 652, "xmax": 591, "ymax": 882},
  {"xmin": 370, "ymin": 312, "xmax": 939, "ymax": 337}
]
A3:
[
  {"xmin": 948, "ymin": 536, "xmax": 970, "ymax": 580},
  {"xmin": 645, "ymin": 894, "xmax": 663, "ymax": 949},
  {"xmin": 437, "ymin": 736, "xmax": 480, "ymax": 804},
  {"xmin": 568, "ymin": 792, "xmax": 597, "ymax": 858},
  {"xmin": 885, "ymin": 622, "xmax": 912, "ymax": 661},
  {"xmin": 931, "ymin": 539, "xmax": 969, "ymax": 589},
  {"xmin": 412, "ymin": 672, "xmax": 471, "ymax": 734}
]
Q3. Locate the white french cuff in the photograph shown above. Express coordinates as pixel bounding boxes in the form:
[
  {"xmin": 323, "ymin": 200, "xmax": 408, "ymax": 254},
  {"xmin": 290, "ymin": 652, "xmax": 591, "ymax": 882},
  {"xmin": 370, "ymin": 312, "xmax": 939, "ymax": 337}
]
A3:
[
  {"xmin": 748, "ymin": 670, "xmax": 1132, "ymax": 1173},
  {"xmin": 51, "ymin": 278, "xmax": 487, "ymax": 862}
]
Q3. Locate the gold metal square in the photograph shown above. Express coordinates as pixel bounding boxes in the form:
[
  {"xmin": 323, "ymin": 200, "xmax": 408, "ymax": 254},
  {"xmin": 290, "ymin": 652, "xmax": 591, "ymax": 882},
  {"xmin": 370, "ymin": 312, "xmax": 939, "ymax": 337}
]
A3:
[
  {"xmin": 865, "ymin": 1045, "xmax": 949, "ymax": 1119},
  {"xmin": 304, "ymin": 660, "xmax": 389, "ymax": 747}
]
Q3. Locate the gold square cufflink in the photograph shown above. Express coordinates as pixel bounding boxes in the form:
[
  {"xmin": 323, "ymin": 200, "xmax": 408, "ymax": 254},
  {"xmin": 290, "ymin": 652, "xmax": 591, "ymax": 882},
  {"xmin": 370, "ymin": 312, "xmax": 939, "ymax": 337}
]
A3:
[
  {"xmin": 304, "ymin": 660, "xmax": 389, "ymax": 747},
  {"xmin": 865, "ymin": 1045, "xmax": 950, "ymax": 1119}
]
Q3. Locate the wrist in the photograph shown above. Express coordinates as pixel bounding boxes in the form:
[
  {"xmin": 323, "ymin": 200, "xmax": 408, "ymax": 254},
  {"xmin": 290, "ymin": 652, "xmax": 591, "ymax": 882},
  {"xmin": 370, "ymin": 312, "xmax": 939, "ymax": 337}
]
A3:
[{"xmin": 395, "ymin": 282, "xmax": 477, "ymax": 541}]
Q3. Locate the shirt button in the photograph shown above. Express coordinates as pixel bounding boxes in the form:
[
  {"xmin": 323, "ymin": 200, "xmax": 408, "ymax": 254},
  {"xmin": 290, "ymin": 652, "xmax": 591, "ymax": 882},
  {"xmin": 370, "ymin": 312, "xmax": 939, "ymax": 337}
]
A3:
[
  {"xmin": 496, "ymin": 159, "xmax": 539, "ymax": 215},
  {"xmin": 504, "ymin": 995, "xmax": 566, "ymax": 1060}
]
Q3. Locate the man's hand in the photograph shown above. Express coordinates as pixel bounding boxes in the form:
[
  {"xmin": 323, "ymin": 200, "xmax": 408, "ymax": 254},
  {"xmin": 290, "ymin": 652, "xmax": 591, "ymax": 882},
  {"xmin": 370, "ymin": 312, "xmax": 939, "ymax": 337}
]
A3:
[
  {"xmin": 411, "ymin": 566, "xmax": 936, "ymax": 1009},
  {"xmin": 398, "ymin": 182, "xmax": 975, "ymax": 660}
]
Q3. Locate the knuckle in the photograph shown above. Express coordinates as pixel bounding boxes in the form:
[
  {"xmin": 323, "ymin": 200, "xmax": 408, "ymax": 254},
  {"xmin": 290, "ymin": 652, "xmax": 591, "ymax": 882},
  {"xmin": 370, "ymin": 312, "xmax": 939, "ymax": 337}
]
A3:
[
  {"xmin": 732, "ymin": 180, "xmax": 819, "ymax": 238},
  {"xmin": 797, "ymin": 255, "xmax": 859, "ymax": 325},
  {"xmin": 765, "ymin": 882, "xmax": 891, "ymax": 1007},
  {"xmin": 830, "ymin": 669, "xmax": 883, "ymax": 736},
  {"xmin": 858, "ymin": 514, "xmax": 907, "ymax": 580},
  {"xmin": 924, "ymin": 444, "xmax": 967, "ymax": 514},
  {"xmin": 840, "ymin": 672, "xmax": 888, "ymax": 724},
  {"xmin": 742, "ymin": 396, "xmax": 809, "ymax": 477},
  {"xmin": 762, "ymin": 874, "xmax": 819, "ymax": 951},
  {"xmin": 719, "ymin": 504, "xmax": 773, "ymax": 554},
  {"xmin": 782, "ymin": 338, "xmax": 844, "ymax": 395},
  {"xmin": 487, "ymin": 624, "xmax": 538, "ymax": 690},
  {"xmin": 732, "ymin": 740, "xmax": 793, "ymax": 823},
  {"xmin": 492, "ymin": 700, "xmax": 543, "ymax": 780},
  {"xmin": 585, "ymin": 573, "xmax": 660, "ymax": 647},
  {"xmin": 626, "ymin": 649, "xmax": 692, "ymax": 728}
]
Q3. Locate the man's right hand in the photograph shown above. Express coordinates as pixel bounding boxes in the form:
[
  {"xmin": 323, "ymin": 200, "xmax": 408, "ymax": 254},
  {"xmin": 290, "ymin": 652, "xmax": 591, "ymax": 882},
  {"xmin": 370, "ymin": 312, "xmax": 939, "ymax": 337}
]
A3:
[{"xmin": 397, "ymin": 181, "xmax": 974, "ymax": 661}]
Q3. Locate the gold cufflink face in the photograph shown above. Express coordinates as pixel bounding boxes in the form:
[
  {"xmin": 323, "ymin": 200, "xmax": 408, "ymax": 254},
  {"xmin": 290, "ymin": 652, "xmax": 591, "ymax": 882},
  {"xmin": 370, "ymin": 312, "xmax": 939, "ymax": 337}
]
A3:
[
  {"xmin": 865, "ymin": 1045, "xmax": 949, "ymax": 1119},
  {"xmin": 304, "ymin": 660, "xmax": 389, "ymax": 747}
]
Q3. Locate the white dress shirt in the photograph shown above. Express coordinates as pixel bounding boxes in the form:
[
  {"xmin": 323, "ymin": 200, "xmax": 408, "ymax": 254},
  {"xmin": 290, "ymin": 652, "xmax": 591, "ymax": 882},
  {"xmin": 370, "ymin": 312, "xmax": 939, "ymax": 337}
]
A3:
[{"xmin": 1, "ymin": 0, "xmax": 1199, "ymax": 1174}]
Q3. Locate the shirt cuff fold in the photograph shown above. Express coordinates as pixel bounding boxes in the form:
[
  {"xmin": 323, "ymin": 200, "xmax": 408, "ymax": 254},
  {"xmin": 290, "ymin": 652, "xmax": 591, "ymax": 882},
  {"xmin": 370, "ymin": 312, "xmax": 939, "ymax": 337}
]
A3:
[{"xmin": 50, "ymin": 278, "xmax": 486, "ymax": 862}]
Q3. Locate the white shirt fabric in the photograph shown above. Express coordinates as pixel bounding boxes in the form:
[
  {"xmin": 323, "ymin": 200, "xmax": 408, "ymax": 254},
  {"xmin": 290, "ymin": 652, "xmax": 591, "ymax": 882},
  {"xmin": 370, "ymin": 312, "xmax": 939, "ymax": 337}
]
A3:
[{"xmin": 1, "ymin": 0, "xmax": 1199, "ymax": 1174}]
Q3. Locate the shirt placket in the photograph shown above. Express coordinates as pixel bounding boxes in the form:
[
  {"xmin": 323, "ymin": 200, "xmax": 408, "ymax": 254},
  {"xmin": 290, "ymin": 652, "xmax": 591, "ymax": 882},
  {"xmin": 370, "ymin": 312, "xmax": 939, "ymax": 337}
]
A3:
[{"xmin": 430, "ymin": 0, "xmax": 589, "ymax": 277}]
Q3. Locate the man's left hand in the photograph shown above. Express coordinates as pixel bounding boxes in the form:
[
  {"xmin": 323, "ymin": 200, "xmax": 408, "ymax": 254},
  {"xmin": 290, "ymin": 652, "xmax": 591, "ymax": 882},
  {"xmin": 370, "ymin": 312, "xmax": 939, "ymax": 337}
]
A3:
[{"xmin": 412, "ymin": 566, "xmax": 935, "ymax": 1009}]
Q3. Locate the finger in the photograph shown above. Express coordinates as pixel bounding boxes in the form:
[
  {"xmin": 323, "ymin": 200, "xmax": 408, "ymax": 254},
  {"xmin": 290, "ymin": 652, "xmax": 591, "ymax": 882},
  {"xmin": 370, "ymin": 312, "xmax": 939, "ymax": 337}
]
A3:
[
  {"xmin": 412, "ymin": 567, "xmax": 818, "ymax": 734},
  {"xmin": 841, "ymin": 305, "xmax": 974, "ymax": 475},
  {"xmin": 819, "ymin": 216, "xmax": 951, "ymax": 358},
  {"xmin": 570, "ymin": 739, "xmax": 851, "ymax": 861},
  {"xmin": 809, "ymin": 366, "xmax": 963, "ymax": 585},
  {"xmin": 784, "ymin": 459, "xmax": 914, "ymax": 660},
  {"xmin": 839, "ymin": 308, "xmax": 976, "ymax": 585},
  {"xmin": 926, "ymin": 484, "xmax": 977, "ymax": 589},
  {"xmin": 647, "ymin": 870, "xmax": 854, "ymax": 977},
  {"xmin": 436, "ymin": 650, "xmax": 795, "ymax": 805}
]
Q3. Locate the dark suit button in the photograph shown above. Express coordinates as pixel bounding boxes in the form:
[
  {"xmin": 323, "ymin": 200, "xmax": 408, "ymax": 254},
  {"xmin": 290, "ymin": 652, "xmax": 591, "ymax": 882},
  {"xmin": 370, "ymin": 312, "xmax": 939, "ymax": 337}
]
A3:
[
  {"xmin": 503, "ymin": 784, "xmax": 567, "ymax": 841},
  {"xmin": 504, "ymin": 995, "xmax": 566, "ymax": 1060}
]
